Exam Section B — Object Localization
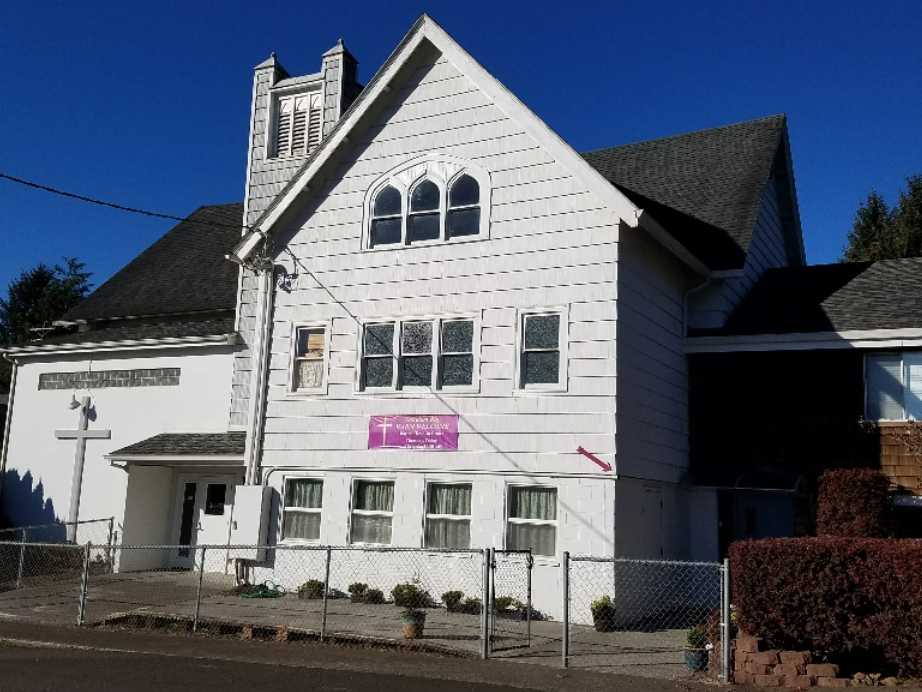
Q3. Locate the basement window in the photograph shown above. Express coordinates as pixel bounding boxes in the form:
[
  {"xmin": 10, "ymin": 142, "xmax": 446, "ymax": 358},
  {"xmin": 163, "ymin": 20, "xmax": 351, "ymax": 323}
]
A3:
[{"xmin": 866, "ymin": 351, "xmax": 922, "ymax": 420}]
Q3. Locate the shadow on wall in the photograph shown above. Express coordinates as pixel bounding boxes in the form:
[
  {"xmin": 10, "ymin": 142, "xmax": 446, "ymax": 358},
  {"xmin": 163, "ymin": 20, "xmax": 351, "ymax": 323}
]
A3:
[{"xmin": 0, "ymin": 469, "xmax": 60, "ymax": 533}]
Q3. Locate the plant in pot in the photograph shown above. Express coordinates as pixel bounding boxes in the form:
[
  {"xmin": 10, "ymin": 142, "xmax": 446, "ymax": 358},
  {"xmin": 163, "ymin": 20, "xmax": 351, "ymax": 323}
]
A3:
[
  {"xmin": 400, "ymin": 608, "xmax": 427, "ymax": 639},
  {"xmin": 364, "ymin": 588, "xmax": 385, "ymax": 605},
  {"xmin": 348, "ymin": 582, "xmax": 368, "ymax": 604},
  {"xmin": 297, "ymin": 579, "xmax": 325, "ymax": 600},
  {"xmin": 391, "ymin": 581, "xmax": 433, "ymax": 608},
  {"xmin": 590, "ymin": 595, "xmax": 616, "ymax": 632},
  {"xmin": 684, "ymin": 624, "xmax": 709, "ymax": 671}
]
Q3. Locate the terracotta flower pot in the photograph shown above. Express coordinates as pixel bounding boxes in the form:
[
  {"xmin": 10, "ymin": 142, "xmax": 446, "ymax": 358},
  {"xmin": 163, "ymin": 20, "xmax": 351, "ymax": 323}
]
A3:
[{"xmin": 400, "ymin": 610, "xmax": 426, "ymax": 639}]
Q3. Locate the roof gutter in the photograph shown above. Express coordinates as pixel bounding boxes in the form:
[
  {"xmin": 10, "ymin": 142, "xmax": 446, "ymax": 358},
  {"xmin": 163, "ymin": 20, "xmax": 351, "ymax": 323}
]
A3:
[
  {"xmin": 686, "ymin": 327, "xmax": 922, "ymax": 353},
  {"xmin": 2, "ymin": 333, "xmax": 240, "ymax": 359}
]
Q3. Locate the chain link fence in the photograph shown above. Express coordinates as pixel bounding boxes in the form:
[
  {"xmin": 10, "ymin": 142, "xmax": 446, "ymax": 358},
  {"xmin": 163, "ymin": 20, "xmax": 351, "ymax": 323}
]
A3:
[
  {"xmin": 489, "ymin": 550, "xmax": 533, "ymax": 653},
  {"xmin": 562, "ymin": 554, "xmax": 728, "ymax": 680},
  {"xmin": 0, "ymin": 517, "xmax": 115, "ymax": 546}
]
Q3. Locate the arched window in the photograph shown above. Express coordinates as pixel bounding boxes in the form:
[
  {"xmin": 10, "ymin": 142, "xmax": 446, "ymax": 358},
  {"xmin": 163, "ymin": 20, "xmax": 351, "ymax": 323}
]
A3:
[
  {"xmin": 447, "ymin": 175, "xmax": 480, "ymax": 239},
  {"xmin": 370, "ymin": 185, "xmax": 402, "ymax": 246},
  {"xmin": 407, "ymin": 179, "xmax": 440, "ymax": 243}
]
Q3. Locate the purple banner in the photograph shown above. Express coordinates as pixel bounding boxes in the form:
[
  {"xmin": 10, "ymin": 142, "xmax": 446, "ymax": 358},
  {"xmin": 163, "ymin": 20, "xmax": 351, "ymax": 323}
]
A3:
[{"xmin": 368, "ymin": 415, "xmax": 459, "ymax": 450}]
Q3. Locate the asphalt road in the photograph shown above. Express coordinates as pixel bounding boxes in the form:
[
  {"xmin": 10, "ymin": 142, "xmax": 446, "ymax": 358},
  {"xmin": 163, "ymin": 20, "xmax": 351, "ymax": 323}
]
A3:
[
  {"xmin": 0, "ymin": 644, "xmax": 534, "ymax": 692},
  {"xmin": 0, "ymin": 621, "xmax": 713, "ymax": 692}
]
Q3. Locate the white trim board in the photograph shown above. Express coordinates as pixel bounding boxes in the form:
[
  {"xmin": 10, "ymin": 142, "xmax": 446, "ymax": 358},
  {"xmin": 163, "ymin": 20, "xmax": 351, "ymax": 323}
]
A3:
[
  {"xmin": 231, "ymin": 15, "xmax": 709, "ymax": 276},
  {"xmin": 686, "ymin": 327, "xmax": 922, "ymax": 353},
  {"xmin": 2, "ymin": 334, "xmax": 239, "ymax": 359}
]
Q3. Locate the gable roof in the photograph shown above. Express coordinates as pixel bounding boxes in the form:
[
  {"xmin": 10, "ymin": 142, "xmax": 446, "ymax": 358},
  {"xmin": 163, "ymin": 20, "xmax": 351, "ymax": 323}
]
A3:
[
  {"xmin": 714, "ymin": 257, "xmax": 922, "ymax": 335},
  {"xmin": 63, "ymin": 203, "xmax": 243, "ymax": 321},
  {"xmin": 582, "ymin": 115, "xmax": 787, "ymax": 270}
]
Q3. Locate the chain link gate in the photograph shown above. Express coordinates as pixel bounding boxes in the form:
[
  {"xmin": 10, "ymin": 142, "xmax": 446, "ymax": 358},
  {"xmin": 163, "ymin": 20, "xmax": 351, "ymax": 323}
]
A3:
[
  {"xmin": 562, "ymin": 553, "xmax": 729, "ymax": 680},
  {"xmin": 487, "ymin": 548, "xmax": 533, "ymax": 654}
]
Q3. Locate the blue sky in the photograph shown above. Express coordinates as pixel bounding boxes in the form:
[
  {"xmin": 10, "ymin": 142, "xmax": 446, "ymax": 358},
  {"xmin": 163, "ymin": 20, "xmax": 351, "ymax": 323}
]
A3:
[{"xmin": 0, "ymin": 1, "xmax": 920, "ymax": 293}]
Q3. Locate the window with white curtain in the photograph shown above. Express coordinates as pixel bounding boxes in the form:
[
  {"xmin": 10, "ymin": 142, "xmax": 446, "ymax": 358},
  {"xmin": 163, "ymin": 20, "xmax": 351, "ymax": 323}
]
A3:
[
  {"xmin": 281, "ymin": 479, "xmax": 323, "ymax": 541},
  {"xmin": 506, "ymin": 486, "xmax": 557, "ymax": 556},
  {"xmin": 866, "ymin": 351, "xmax": 922, "ymax": 420},
  {"xmin": 350, "ymin": 480, "xmax": 395, "ymax": 545},
  {"xmin": 425, "ymin": 483, "xmax": 472, "ymax": 549},
  {"xmin": 291, "ymin": 325, "xmax": 326, "ymax": 392}
]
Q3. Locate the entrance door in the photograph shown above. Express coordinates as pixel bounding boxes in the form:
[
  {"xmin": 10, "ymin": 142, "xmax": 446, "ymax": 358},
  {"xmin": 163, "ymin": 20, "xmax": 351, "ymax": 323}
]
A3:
[{"xmin": 171, "ymin": 476, "xmax": 237, "ymax": 569}]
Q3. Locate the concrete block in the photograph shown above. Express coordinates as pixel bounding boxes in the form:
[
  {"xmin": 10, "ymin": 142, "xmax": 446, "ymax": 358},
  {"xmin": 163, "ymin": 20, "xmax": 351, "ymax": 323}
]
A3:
[
  {"xmin": 737, "ymin": 635, "xmax": 762, "ymax": 653},
  {"xmin": 806, "ymin": 664, "xmax": 839, "ymax": 678},
  {"xmin": 752, "ymin": 650, "xmax": 781, "ymax": 665},
  {"xmin": 816, "ymin": 678, "xmax": 848, "ymax": 688},
  {"xmin": 780, "ymin": 651, "xmax": 812, "ymax": 666},
  {"xmin": 753, "ymin": 673, "xmax": 783, "ymax": 687}
]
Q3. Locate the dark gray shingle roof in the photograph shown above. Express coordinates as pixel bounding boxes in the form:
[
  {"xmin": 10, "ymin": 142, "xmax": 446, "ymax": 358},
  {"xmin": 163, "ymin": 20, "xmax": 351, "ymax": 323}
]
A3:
[
  {"xmin": 64, "ymin": 203, "xmax": 243, "ymax": 321},
  {"xmin": 109, "ymin": 432, "xmax": 246, "ymax": 457},
  {"xmin": 38, "ymin": 312, "xmax": 236, "ymax": 346},
  {"xmin": 582, "ymin": 115, "xmax": 786, "ymax": 270},
  {"xmin": 715, "ymin": 257, "xmax": 922, "ymax": 335}
]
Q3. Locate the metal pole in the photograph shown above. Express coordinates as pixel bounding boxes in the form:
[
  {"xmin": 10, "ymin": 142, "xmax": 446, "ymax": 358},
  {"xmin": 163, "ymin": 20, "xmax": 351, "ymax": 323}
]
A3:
[
  {"xmin": 721, "ymin": 558, "xmax": 731, "ymax": 683},
  {"xmin": 106, "ymin": 517, "xmax": 114, "ymax": 571},
  {"xmin": 480, "ymin": 548, "xmax": 489, "ymax": 659},
  {"xmin": 193, "ymin": 546, "xmax": 207, "ymax": 632},
  {"xmin": 487, "ymin": 547, "xmax": 495, "ymax": 654},
  {"xmin": 77, "ymin": 542, "xmax": 91, "ymax": 626},
  {"xmin": 526, "ymin": 552, "xmax": 533, "ymax": 647},
  {"xmin": 16, "ymin": 528, "xmax": 26, "ymax": 589},
  {"xmin": 561, "ymin": 551, "xmax": 570, "ymax": 668},
  {"xmin": 320, "ymin": 546, "xmax": 331, "ymax": 642}
]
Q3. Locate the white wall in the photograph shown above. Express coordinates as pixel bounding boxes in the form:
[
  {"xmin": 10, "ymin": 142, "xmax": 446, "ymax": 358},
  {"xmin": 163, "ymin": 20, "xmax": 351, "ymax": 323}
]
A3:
[
  {"xmin": 119, "ymin": 465, "xmax": 174, "ymax": 570},
  {"xmin": 2, "ymin": 346, "xmax": 235, "ymax": 538}
]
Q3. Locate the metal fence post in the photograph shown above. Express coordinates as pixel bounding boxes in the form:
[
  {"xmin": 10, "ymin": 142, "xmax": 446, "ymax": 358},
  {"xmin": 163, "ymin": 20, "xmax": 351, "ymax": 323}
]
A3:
[
  {"xmin": 105, "ymin": 517, "xmax": 115, "ymax": 570},
  {"xmin": 480, "ymin": 548, "xmax": 489, "ymax": 659},
  {"xmin": 526, "ymin": 552, "xmax": 533, "ymax": 647},
  {"xmin": 77, "ymin": 542, "xmax": 91, "ymax": 626},
  {"xmin": 721, "ymin": 557, "xmax": 731, "ymax": 683},
  {"xmin": 320, "ymin": 546, "xmax": 332, "ymax": 642},
  {"xmin": 15, "ymin": 528, "xmax": 26, "ymax": 589},
  {"xmin": 561, "ymin": 551, "xmax": 570, "ymax": 668},
  {"xmin": 193, "ymin": 546, "xmax": 207, "ymax": 632}
]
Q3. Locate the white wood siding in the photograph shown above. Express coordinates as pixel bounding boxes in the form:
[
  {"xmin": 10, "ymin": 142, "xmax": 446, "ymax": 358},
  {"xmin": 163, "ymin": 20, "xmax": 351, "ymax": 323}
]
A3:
[
  {"xmin": 615, "ymin": 226, "xmax": 693, "ymax": 483},
  {"xmin": 688, "ymin": 176, "xmax": 792, "ymax": 330},
  {"xmin": 258, "ymin": 49, "xmax": 620, "ymax": 480}
]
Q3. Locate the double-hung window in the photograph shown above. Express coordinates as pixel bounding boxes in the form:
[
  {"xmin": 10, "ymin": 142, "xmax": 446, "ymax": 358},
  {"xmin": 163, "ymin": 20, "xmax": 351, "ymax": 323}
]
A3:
[
  {"xmin": 291, "ymin": 325, "xmax": 327, "ymax": 392},
  {"xmin": 506, "ymin": 486, "xmax": 558, "ymax": 557},
  {"xmin": 866, "ymin": 351, "xmax": 922, "ymax": 420},
  {"xmin": 360, "ymin": 317, "xmax": 476, "ymax": 391},
  {"xmin": 425, "ymin": 483, "xmax": 472, "ymax": 549},
  {"xmin": 519, "ymin": 312, "xmax": 565, "ymax": 389},
  {"xmin": 350, "ymin": 480, "xmax": 394, "ymax": 545},
  {"xmin": 282, "ymin": 479, "xmax": 323, "ymax": 541}
]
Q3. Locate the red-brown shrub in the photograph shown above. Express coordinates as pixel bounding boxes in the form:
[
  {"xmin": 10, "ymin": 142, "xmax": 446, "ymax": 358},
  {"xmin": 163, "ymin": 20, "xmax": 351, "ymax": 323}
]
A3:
[
  {"xmin": 816, "ymin": 468, "xmax": 890, "ymax": 537},
  {"xmin": 730, "ymin": 538, "xmax": 922, "ymax": 676}
]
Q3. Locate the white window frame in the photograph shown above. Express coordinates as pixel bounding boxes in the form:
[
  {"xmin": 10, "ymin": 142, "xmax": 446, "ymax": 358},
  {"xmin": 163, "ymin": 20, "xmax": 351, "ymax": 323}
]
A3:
[
  {"xmin": 515, "ymin": 307, "xmax": 569, "ymax": 393},
  {"xmin": 268, "ymin": 87, "xmax": 323, "ymax": 160},
  {"xmin": 356, "ymin": 314, "xmax": 480, "ymax": 394},
  {"xmin": 362, "ymin": 155, "xmax": 491, "ymax": 251},
  {"xmin": 288, "ymin": 321, "xmax": 330, "ymax": 395},
  {"xmin": 423, "ymin": 482, "xmax": 473, "ymax": 550},
  {"xmin": 280, "ymin": 476, "xmax": 324, "ymax": 544},
  {"xmin": 504, "ymin": 483, "xmax": 558, "ymax": 559},
  {"xmin": 864, "ymin": 350, "xmax": 922, "ymax": 421},
  {"xmin": 349, "ymin": 478, "xmax": 396, "ymax": 546}
]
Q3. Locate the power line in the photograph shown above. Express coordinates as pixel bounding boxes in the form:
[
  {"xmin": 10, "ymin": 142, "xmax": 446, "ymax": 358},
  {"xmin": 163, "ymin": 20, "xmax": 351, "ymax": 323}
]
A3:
[{"xmin": 0, "ymin": 171, "xmax": 253, "ymax": 233}]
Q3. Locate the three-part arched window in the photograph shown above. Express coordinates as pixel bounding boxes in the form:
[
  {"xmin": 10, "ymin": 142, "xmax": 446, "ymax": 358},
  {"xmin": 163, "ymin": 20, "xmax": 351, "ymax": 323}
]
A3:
[{"xmin": 369, "ymin": 173, "xmax": 483, "ymax": 248}]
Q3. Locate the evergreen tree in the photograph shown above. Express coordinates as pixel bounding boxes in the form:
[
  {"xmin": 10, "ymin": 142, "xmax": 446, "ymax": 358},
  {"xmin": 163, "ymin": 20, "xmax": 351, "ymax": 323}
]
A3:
[
  {"xmin": 0, "ymin": 258, "xmax": 92, "ymax": 346},
  {"xmin": 843, "ymin": 175, "xmax": 922, "ymax": 262}
]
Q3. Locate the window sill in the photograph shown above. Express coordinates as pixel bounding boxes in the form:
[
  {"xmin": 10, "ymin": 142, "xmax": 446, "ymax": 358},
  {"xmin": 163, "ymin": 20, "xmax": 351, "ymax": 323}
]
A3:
[
  {"xmin": 285, "ymin": 388, "xmax": 328, "ymax": 398},
  {"xmin": 352, "ymin": 387, "xmax": 481, "ymax": 398},
  {"xmin": 364, "ymin": 234, "xmax": 488, "ymax": 253},
  {"xmin": 278, "ymin": 538, "xmax": 322, "ymax": 546}
]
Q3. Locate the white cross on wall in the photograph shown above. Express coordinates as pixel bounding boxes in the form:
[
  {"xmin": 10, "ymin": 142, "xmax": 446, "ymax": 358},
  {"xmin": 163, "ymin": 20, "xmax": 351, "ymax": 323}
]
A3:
[
  {"xmin": 54, "ymin": 396, "xmax": 111, "ymax": 542},
  {"xmin": 375, "ymin": 416, "xmax": 393, "ymax": 445}
]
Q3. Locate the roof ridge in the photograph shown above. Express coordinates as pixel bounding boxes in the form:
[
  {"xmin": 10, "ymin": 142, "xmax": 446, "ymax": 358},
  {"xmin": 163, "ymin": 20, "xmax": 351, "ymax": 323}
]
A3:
[{"xmin": 580, "ymin": 113, "xmax": 786, "ymax": 156}]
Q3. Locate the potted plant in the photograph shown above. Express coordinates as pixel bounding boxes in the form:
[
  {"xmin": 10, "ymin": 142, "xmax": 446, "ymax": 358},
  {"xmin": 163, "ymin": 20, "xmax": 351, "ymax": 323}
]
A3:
[
  {"xmin": 391, "ymin": 581, "xmax": 433, "ymax": 608},
  {"xmin": 365, "ymin": 588, "xmax": 385, "ymax": 604},
  {"xmin": 400, "ymin": 608, "xmax": 427, "ymax": 639},
  {"xmin": 590, "ymin": 595, "xmax": 616, "ymax": 632},
  {"xmin": 348, "ymin": 582, "xmax": 368, "ymax": 603},
  {"xmin": 684, "ymin": 624, "xmax": 709, "ymax": 671},
  {"xmin": 442, "ymin": 590, "xmax": 464, "ymax": 613},
  {"xmin": 297, "ymin": 579, "xmax": 325, "ymax": 600}
]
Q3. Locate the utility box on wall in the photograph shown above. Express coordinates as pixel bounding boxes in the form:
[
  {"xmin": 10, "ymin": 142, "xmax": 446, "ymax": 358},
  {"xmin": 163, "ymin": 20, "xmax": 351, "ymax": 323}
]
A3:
[{"xmin": 228, "ymin": 485, "xmax": 272, "ymax": 561}]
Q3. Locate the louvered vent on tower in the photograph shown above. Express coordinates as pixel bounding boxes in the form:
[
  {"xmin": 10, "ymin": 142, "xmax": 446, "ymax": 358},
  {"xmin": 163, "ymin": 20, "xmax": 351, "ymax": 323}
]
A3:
[{"xmin": 273, "ymin": 92, "xmax": 323, "ymax": 158}]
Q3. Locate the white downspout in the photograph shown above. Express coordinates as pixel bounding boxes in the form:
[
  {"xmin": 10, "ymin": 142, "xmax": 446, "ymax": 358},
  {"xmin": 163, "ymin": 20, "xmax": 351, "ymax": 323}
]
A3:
[{"xmin": 242, "ymin": 263, "xmax": 277, "ymax": 486}]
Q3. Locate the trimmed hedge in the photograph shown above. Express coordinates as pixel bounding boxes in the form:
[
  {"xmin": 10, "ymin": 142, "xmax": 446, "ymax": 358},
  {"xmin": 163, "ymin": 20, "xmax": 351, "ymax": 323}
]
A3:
[
  {"xmin": 816, "ymin": 468, "xmax": 890, "ymax": 537},
  {"xmin": 730, "ymin": 538, "xmax": 922, "ymax": 676}
]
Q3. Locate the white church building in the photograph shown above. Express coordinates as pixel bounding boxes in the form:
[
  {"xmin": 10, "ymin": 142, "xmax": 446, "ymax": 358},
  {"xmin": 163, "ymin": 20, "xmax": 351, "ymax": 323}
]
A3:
[{"xmin": 1, "ymin": 16, "xmax": 811, "ymax": 604}]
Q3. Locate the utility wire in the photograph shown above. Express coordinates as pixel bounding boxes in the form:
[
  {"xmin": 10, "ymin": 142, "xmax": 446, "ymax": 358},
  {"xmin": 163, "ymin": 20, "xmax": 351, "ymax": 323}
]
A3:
[{"xmin": 0, "ymin": 171, "xmax": 254, "ymax": 233}]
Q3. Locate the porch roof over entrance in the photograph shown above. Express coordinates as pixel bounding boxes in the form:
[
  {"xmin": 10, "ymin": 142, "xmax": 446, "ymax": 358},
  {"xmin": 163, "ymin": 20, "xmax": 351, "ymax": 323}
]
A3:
[{"xmin": 106, "ymin": 432, "xmax": 245, "ymax": 466}]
